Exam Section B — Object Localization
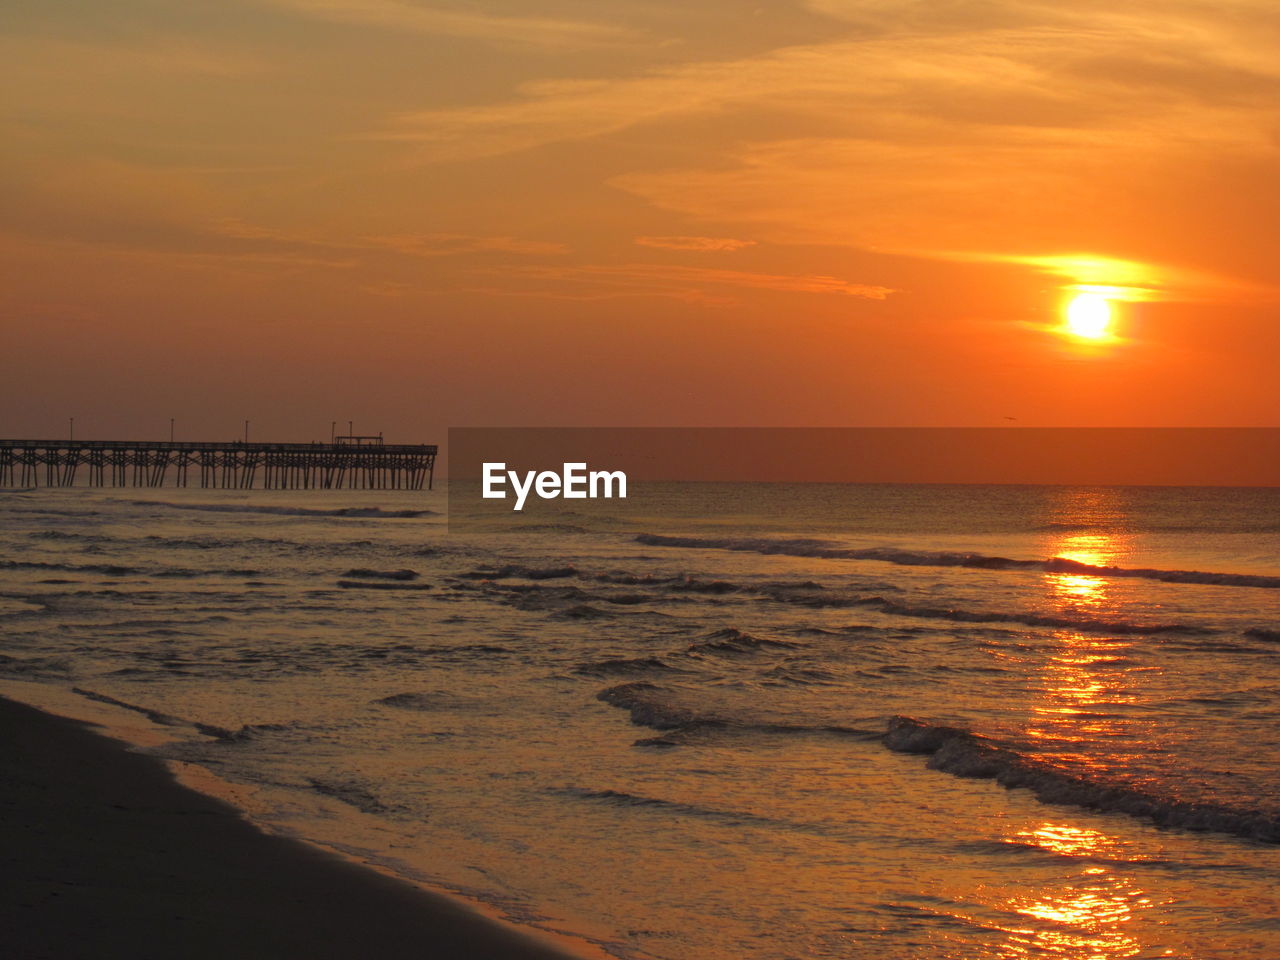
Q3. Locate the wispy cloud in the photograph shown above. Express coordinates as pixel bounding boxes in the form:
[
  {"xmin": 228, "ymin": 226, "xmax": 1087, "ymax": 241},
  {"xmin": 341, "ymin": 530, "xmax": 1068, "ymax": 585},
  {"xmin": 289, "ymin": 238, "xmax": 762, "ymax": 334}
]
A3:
[
  {"xmin": 473, "ymin": 263, "xmax": 893, "ymax": 304},
  {"xmin": 0, "ymin": 35, "xmax": 273, "ymax": 79},
  {"xmin": 364, "ymin": 233, "xmax": 568, "ymax": 257},
  {"xmin": 960, "ymin": 252, "xmax": 1267, "ymax": 302},
  {"xmin": 261, "ymin": 0, "xmax": 640, "ymax": 47},
  {"xmin": 209, "ymin": 217, "xmax": 338, "ymax": 246},
  {"xmin": 366, "ymin": 1, "xmax": 1280, "ymax": 299},
  {"xmin": 634, "ymin": 236, "xmax": 756, "ymax": 252},
  {"xmin": 374, "ymin": 7, "xmax": 1280, "ymax": 160}
]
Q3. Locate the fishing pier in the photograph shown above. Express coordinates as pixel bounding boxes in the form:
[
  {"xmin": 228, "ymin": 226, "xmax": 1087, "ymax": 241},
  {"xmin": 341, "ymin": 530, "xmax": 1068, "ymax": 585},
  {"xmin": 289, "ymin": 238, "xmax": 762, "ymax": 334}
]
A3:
[{"xmin": 0, "ymin": 437, "xmax": 437, "ymax": 490}]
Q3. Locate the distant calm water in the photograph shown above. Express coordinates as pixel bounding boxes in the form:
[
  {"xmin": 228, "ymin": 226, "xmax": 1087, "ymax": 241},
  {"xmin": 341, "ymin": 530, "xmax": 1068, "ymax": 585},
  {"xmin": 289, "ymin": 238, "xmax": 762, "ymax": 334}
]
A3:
[{"xmin": 2, "ymin": 483, "xmax": 1279, "ymax": 959}]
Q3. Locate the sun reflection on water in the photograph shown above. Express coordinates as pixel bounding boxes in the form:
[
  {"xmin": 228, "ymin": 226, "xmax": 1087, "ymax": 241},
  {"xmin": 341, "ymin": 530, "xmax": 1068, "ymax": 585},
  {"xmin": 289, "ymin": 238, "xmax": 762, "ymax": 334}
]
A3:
[
  {"xmin": 983, "ymin": 490, "xmax": 1169, "ymax": 959},
  {"xmin": 1039, "ymin": 488, "xmax": 1135, "ymax": 610},
  {"xmin": 993, "ymin": 823, "xmax": 1162, "ymax": 960},
  {"xmin": 1045, "ymin": 533, "xmax": 1122, "ymax": 609},
  {"xmin": 1033, "ymin": 490, "xmax": 1145, "ymax": 739}
]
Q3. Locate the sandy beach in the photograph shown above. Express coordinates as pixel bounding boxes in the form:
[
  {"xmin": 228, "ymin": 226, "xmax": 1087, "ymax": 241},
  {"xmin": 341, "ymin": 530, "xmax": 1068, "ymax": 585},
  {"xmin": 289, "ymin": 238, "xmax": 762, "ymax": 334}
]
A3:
[{"xmin": 0, "ymin": 694, "xmax": 582, "ymax": 960}]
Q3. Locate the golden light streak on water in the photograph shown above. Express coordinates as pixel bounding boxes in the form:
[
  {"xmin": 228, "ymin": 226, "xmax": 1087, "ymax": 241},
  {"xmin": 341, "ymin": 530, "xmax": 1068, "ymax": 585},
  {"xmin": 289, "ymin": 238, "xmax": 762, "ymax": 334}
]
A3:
[{"xmin": 988, "ymin": 823, "xmax": 1164, "ymax": 959}]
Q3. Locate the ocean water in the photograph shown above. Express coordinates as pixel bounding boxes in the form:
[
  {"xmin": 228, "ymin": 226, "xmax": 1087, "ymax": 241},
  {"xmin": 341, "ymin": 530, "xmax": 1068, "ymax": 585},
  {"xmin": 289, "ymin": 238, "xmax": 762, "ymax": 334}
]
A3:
[{"xmin": 2, "ymin": 483, "xmax": 1279, "ymax": 959}]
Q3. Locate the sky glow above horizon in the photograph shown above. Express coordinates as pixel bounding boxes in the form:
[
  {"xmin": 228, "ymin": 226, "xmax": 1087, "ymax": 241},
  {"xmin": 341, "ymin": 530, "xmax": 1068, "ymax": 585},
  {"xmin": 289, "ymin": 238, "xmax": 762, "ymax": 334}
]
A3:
[{"xmin": 3, "ymin": 1, "xmax": 1278, "ymax": 441}]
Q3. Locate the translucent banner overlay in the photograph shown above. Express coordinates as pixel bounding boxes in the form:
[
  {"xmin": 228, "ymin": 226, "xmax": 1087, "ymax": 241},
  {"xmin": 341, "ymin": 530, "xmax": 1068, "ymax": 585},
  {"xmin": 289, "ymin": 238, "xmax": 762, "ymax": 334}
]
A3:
[{"xmin": 446, "ymin": 427, "xmax": 1279, "ymax": 531}]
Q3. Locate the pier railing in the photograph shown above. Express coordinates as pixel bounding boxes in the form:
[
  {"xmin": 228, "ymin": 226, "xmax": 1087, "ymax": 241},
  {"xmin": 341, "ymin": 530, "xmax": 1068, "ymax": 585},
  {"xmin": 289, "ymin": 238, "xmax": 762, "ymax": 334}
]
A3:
[{"xmin": 0, "ymin": 440, "xmax": 437, "ymax": 490}]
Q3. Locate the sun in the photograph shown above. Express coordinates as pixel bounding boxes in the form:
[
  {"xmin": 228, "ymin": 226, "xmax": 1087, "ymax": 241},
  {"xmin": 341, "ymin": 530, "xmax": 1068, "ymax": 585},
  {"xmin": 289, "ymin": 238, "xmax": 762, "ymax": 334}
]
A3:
[{"xmin": 1064, "ymin": 293, "xmax": 1113, "ymax": 339}]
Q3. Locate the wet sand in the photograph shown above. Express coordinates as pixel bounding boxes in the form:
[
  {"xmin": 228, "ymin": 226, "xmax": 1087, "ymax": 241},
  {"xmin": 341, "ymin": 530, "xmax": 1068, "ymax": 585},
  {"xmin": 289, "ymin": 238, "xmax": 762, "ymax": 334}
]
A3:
[{"xmin": 0, "ymin": 695, "xmax": 581, "ymax": 960}]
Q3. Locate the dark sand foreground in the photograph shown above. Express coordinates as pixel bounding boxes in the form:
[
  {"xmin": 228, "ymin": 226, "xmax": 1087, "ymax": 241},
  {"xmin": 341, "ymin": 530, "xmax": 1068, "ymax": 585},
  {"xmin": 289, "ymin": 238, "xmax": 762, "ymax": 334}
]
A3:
[{"xmin": 0, "ymin": 695, "xmax": 582, "ymax": 960}]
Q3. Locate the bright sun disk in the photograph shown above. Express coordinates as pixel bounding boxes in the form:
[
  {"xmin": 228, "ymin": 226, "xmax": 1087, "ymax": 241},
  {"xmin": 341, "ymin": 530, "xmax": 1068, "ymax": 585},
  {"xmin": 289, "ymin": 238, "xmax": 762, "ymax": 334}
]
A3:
[{"xmin": 1065, "ymin": 293, "xmax": 1113, "ymax": 339}]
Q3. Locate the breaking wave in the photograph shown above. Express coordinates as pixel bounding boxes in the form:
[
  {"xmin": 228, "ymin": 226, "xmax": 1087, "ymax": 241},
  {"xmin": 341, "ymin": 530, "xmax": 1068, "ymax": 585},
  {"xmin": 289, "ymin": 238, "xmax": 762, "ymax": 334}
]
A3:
[
  {"xmin": 130, "ymin": 500, "xmax": 434, "ymax": 519},
  {"xmin": 848, "ymin": 596, "xmax": 1203, "ymax": 635},
  {"xmin": 2, "ymin": 559, "xmax": 141, "ymax": 576},
  {"xmin": 2, "ymin": 560, "xmax": 265, "ymax": 580},
  {"xmin": 686, "ymin": 627, "xmax": 800, "ymax": 656},
  {"xmin": 335, "ymin": 580, "xmax": 432, "ymax": 591},
  {"xmin": 459, "ymin": 565, "xmax": 577, "ymax": 580},
  {"xmin": 596, "ymin": 682, "xmax": 879, "ymax": 742},
  {"xmin": 71, "ymin": 687, "xmax": 236, "ymax": 740},
  {"xmin": 307, "ymin": 776, "xmax": 405, "ymax": 815},
  {"xmin": 573, "ymin": 657, "xmax": 689, "ymax": 678},
  {"xmin": 342, "ymin": 568, "xmax": 419, "ymax": 580},
  {"xmin": 373, "ymin": 691, "xmax": 468, "ymax": 710},
  {"xmin": 555, "ymin": 787, "xmax": 793, "ymax": 829},
  {"xmin": 883, "ymin": 716, "xmax": 1280, "ymax": 843},
  {"xmin": 636, "ymin": 534, "xmax": 1280, "ymax": 589}
]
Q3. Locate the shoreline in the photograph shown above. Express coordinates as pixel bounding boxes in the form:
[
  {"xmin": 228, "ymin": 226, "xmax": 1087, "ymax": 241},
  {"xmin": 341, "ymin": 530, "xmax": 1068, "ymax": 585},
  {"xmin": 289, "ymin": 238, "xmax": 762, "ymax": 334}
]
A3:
[{"xmin": 0, "ymin": 693, "xmax": 592, "ymax": 960}]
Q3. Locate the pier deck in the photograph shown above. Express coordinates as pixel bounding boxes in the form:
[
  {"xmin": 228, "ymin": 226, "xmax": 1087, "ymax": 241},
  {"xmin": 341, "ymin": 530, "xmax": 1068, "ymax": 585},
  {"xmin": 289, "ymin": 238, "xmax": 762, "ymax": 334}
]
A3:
[{"xmin": 0, "ymin": 440, "xmax": 437, "ymax": 490}]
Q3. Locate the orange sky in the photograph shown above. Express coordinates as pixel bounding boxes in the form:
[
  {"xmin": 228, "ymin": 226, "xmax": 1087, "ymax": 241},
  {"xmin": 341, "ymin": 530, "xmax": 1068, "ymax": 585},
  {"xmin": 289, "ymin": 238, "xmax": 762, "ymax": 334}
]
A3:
[{"xmin": 3, "ymin": 1, "xmax": 1278, "ymax": 442}]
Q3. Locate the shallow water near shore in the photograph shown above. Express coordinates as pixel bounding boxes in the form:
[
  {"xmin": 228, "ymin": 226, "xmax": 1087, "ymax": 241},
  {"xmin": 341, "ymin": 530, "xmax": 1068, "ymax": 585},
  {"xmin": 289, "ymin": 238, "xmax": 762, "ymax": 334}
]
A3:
[{"xmin": 3, "ymin": 482, "xmax": 1279, "ymax": 959}]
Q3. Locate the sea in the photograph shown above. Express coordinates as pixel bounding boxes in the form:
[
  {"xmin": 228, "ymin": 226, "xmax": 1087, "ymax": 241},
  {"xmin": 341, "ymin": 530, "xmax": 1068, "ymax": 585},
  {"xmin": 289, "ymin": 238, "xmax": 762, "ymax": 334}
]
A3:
[{"xmin": 1, "ymin": 482, "xmax": 1278, "ymax": 960}]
